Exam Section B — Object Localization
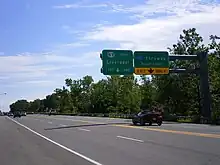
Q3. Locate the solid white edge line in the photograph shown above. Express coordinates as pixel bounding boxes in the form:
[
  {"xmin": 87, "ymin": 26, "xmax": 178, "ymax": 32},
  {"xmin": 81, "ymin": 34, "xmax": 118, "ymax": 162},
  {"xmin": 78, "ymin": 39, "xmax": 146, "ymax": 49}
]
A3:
[
  {"xmin": 7, "ymin": 117, "xmax": 102, "ymax": 165},
  {"xmin": 78, "ymin": 128, "xmax": 91, "ymax": 132},
  {"xmin": 117, "ymin": 135, "xmax": 144, "ymax": 143}
]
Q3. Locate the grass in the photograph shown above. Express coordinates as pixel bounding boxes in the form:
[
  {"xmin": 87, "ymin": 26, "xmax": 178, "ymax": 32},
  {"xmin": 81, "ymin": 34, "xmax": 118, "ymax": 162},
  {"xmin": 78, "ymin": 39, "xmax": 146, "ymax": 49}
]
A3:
[{"xmin": 177, "ymin": 118, "xmax": 193, "ymax": 123}]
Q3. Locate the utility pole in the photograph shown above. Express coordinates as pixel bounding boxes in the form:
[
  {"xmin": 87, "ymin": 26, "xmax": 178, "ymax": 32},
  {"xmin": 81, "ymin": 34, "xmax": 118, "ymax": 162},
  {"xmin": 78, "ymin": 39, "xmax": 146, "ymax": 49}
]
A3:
[{"xmin": 0, "ymin": 93, "xmax": 7, "ymax": 111}]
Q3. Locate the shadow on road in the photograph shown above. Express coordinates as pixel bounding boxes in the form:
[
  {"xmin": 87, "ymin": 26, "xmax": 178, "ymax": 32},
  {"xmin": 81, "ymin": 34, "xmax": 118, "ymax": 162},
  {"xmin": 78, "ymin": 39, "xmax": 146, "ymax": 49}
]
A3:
[{"xmin": 44, "ymin": 122, "xmax": 129, "ymax": 130}]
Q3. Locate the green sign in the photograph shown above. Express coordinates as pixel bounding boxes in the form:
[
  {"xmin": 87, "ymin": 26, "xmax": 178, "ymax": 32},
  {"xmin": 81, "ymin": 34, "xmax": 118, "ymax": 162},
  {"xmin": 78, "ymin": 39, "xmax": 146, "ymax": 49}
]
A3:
[
  {"xmin": 101, "ymin": 50, "xmax": 134, "ymax": 75},
  {"xmin": 134, "ymin": 51, "xmax": 169, "ymax": 68}
]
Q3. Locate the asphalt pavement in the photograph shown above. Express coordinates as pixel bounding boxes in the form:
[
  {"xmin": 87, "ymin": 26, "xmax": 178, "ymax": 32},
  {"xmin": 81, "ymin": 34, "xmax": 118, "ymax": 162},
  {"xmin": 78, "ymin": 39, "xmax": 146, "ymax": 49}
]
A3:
[
  {"xmin": 0, "ymin": 116, "xmax": 99, "ymax": 165},
  {"xmin": 1, "ymin": 115, "xmax": 220, "ymax": 165}
]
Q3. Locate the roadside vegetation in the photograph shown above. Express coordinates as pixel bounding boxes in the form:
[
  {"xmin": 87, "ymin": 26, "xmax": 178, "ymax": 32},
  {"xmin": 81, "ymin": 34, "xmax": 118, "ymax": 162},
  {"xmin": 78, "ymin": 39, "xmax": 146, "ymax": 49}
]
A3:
[{"xmin": 9, "ymin": 28, "xmax": 220, "ymax": 124}]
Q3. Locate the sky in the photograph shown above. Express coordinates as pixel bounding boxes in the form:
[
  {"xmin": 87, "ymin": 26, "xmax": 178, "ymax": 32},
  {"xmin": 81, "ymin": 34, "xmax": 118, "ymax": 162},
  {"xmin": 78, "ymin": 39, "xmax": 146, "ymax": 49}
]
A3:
[{"xmin": 0, "ymin": 0, "xmax": 220, "ymax": 111}]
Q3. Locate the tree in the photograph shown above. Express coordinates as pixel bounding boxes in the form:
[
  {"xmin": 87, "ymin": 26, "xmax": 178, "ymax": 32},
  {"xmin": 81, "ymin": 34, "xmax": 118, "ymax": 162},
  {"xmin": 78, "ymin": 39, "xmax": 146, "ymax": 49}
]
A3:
[
  {"xmin": 10, "ymin": 100, "xmax": 29, "ymax": 113},
  {"xmin": 28, "ymin": 99, "xmax": 41, "ymax": 112},
  {"xmin": 43, "ymin": 94, "xmax": 59, "ymax": 111},
  {"xmin": 54, "ymin": 87, "xmax": 73, "ymax": 113},
  {"xmin": 208, "ymin": 35, "xmax": 220, "ymax": 121},
  {"xmin": 139, "ymin": 75, "xmax": 154, "ymax": 109},
  {"xmin": 152, "ymin": 28, "xmax": 208, "ymax": 116}
]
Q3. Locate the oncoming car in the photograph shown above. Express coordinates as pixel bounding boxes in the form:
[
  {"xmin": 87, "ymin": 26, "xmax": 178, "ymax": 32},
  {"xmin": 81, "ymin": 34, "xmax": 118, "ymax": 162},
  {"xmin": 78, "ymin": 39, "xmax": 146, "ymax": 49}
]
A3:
[{"xmin": 132, "ymin": 110, "xmax": 163, "ymax": 126}]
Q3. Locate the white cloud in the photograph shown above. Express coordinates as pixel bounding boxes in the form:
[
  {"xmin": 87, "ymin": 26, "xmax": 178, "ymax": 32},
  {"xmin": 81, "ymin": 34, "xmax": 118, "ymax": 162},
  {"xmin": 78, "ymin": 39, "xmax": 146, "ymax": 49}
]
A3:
[
  {"xmin": 58, "ymin": 42, "xmax": 90, "ymax": 48},
  {"xmin": 83, "ymin": 0, "xmax": 220, "ymax": 51},
  {"xmin": 0, "ymin": 49, "xmax": 101, "ymax": 111},
  {"xmin": 53, "ymin": 2, "xmax": 108, "ymax": 9},
  {"xmin": 0, "ymin": 50, "xmax": 99, "ymax": 86}
]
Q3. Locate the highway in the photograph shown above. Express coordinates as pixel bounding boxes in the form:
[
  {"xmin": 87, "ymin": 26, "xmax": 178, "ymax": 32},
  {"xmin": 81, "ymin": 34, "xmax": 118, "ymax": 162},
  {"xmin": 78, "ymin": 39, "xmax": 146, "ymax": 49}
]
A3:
[{"xmin": 1, "ymin": 115, "xmax": 220, "ymax": 165}]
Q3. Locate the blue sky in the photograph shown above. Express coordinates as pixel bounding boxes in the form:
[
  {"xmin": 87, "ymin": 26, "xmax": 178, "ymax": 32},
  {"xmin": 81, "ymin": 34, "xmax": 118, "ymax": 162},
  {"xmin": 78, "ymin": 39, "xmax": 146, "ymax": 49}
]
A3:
[{"xmin": 0, "ymin": 0, "xmax": 220, "ymax": 111}]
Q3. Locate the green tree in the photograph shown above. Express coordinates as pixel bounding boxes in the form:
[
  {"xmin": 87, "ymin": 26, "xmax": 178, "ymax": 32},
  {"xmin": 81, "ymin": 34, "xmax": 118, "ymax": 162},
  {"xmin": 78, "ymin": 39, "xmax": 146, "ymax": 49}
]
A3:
[
  {"xmin": 28, "ymin": 99, "xmax": 41, "ymax": 112},
  {"xmin": 43, "ymin": 94, "xmax": 59, "ymax": 111},
  {"xmin": 208, "ymin": 35, "xmax": 220, "ymax": 121},
  {"xmin": 152, "ymin": 28, "xmax": 208, "ymax": 116},
  {"xmin": 10, "ymin": 100, "xmax": 29, "ymax": 113}
]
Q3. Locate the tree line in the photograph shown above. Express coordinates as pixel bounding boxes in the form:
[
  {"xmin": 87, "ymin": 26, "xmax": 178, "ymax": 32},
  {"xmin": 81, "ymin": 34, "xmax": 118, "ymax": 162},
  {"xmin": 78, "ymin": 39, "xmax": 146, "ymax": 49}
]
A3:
[{"xmin": 10, "ymin": 28, "xmax": 220, "ymax": 123}]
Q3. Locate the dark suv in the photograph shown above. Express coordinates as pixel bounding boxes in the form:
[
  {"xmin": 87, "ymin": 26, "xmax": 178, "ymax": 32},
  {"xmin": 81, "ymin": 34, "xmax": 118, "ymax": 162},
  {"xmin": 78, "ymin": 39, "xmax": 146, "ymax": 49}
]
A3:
[
  {"xmin": 132, "ymin": 110, "xmax": 163, "ymax": 126},
  {"xmin": 13, "ymin": 112, "xmax": 21, "ymax": 118}
]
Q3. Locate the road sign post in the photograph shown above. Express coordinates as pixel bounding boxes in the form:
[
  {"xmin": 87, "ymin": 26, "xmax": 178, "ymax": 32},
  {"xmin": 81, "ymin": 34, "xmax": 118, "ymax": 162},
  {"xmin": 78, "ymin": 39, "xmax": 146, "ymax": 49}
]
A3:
[
  {"xmin": 134, "ymin": 51, "xmax": 169, "ymax": 75},
  {"xmin": 100, "ymin": 50, "xmax": 134, "ymax": 75}
]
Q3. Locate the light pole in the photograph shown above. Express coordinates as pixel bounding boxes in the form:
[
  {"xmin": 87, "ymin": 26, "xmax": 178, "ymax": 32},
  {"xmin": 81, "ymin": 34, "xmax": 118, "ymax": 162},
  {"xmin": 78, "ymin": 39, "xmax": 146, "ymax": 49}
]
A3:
[{"xmin": 0, "ymin": 93, "xmax": 7, "ymax": 111}]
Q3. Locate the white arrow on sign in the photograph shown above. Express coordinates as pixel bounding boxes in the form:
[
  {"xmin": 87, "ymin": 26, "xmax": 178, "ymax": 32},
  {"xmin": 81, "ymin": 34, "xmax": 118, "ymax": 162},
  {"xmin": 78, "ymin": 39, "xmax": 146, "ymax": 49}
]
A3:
[{"xmin": 116, "ymin": 68, "xmax": 120, "ymax": 72}]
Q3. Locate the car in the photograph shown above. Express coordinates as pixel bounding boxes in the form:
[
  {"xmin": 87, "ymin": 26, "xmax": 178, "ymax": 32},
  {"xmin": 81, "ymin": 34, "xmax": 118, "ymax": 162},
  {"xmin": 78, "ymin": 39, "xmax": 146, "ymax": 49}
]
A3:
[
  {"xmin": 21, "ymin": 112, "xmax": 27, "ymax": 116},
  {"xmin": 48, "ymin": 110, "xmax": 56, "ymax": 116},
  {"xmin": 132, "ymin": 110, "xmax": 163, "ymax": 126},
  {"xmin": 7, "ymin": 112, "xmax": 13, "ymax": 117},
  {"xmin": 13, "ymin": 112, "xmax": 21, "ymax": 118}
]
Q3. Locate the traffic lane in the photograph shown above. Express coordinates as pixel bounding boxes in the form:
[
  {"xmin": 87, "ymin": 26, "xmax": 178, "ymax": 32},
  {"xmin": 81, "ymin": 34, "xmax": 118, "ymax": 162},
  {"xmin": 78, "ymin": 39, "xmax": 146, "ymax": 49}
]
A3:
[
  {"xmin": 12, "ymin": 116, "xmax": 158, "ymax": 165},
  {"xmin": 33, "ymin": 115, "xmax": 220, "ymax": 135},
  {"xmin": 34, "ymin": 114, "xmax": 130, "ymax": 124},
  {"xmin": 32, "ymin": 116, "xmax": 220, "ymax": 158},
  {"xmin": 87, "ymin": 124, "xmax": 220, "ymax": 156},
  {"xmin": 11, "ymin": 116, "xmax": 220, "ymax": 165},
  {"xmin": 17, "ymin": 115, "xmax": 108, "ymax": 130},
  {"xmin": 22, "ymin": 115, "xmax": 220, "ymax": 142},
  {"xmin": 59, "ymin": 115, "xmax": 220, "ymax": 134},
  {"xmin": 47, "ymin": 127, "xmax": 220, "ymax": 165},
  {"xmin": 0, "ymin": 117, "xmax": 97, "ymax": 165},
  {"xmin": 29, "ymin": 115, "xmax": 220, "ymax": 136},
  {"xmin": 60, "ymin": 115, "xmax": 220, "ymax": 135}
]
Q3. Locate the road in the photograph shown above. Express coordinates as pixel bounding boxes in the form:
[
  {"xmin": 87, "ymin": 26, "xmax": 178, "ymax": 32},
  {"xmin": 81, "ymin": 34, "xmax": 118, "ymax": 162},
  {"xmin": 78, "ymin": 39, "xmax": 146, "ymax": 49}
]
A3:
[{"xmin": 0, "ymin": 115, "xmax": 220, "ymax": 165}]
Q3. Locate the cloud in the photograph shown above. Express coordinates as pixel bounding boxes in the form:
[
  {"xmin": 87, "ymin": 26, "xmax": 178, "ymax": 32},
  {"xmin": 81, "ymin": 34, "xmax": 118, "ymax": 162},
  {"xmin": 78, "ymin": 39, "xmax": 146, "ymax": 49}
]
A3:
[
  {"xmin": 0, "ymin": 52, "xmax": 4, "ymax": 55},
  {"xmin": 0, "ymin": 48, "xmax": 102, "ymax": 110},
  {"xmin": 58, "ymin": 42, "xmax": 90, "ymax": 48},
  {"xmin": 0, "ymin": 50, "xmax": 100, "ymax": 87},
  {"xmin": 53, "ymin": 2, "xmax": 109, "ymax": 9},
  {"xmin": 83, "ymin": 0, "xmax": 220, "ymax": 51}
]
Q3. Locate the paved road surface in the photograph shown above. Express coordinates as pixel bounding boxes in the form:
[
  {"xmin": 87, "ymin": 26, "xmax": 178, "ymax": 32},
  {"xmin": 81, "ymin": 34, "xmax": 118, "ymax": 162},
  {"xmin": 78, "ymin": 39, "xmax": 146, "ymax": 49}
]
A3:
[{"xmin": 1, "ymin": 115, "xmax": 220, "ymax": 165}]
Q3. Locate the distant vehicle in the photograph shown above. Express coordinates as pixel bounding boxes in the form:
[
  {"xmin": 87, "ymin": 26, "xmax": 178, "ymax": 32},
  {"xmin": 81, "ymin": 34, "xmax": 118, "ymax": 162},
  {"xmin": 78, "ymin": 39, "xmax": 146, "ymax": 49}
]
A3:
[
  {"xmin": 132, "ymin": 110, "xmax": 163, "ymax": 126},
  {"xmin": 48, "ymin": 109, "xmax": 56, "ymax": 116},
  {"xmin": 13, "ymin": 112, "xmax": 21, "ymax": 118},
  {"xmin": 27, "ymin": 112, "xmax": 34, "ymax": 115},
  {"xmin": 7, "ymin": 113, "xmax": 13, "ymax": 117},
  {"xmin": 21, "ymin": 112, "xmax": 27, "ymax": 116}
]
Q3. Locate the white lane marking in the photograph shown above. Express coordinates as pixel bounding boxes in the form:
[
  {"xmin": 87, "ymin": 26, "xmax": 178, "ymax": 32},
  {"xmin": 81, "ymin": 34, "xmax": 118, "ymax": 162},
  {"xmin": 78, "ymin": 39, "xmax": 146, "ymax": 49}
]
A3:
[
  {"xmin": 77, "ymin": 128, "xmax": 91, "ymax": 132},
  {"xmin": 117, "ymin": 135, "xmax": 144, "ymax": 143},
  {"xmin": 48, "ymin": 121, "xmax": 53, "ymax": 124},
  {"xmin": 60, "ymin": 124, "xmax": 67, "ymax": 127},
  {"xmin": 7, "ymin": 117, "xmax": 102, "ymax": 165}
]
